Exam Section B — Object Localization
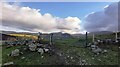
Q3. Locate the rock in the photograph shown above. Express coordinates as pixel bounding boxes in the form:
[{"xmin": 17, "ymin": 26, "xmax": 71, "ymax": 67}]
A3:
[
  {"xmin": 38, "ymin": 48, "xmax": 44, "ymax": 54},
  {"xmin": 41, "ymin": 56, "xmax": 44, "ymax": 59},
  {"xmin": 70, "ymin": 57, "xmax": 73, "ymax": 59},
  {"xmin": 94, "ymin": 42, "xmax": 98, "ymax": 45},
  {"xmin": 97, "ymin": 40, "xmax": 101, "ymax": 42},
  {"xmin": 92, "ymin": 48, "xmax": 102, "ymax": 54},
  {"xmin": 103, "ymin": 50, "xmax": 107, "ymax": 53},
  {"xmin": 92, "ymin": 57, "xmax": 95, "ymax": 60},
  {"xmin": 119, "ymin": 47, "xmax": 120, "ymax": 49},
  {"xmin": 44, "ymin": 48, "xmax": 49, "ymax": 52},
  {"xmin": 11, "ymin": 49, "xmax": 20, "ymax": 56},
  {"xmin": 21, "ymin": 57, "xmax": 25, "ymax": 59},
  {"xmin": 59, "ymin": 53, "xmax": 62, "ymax": 56},
  {"xmin": 37, "ymin": 44, "xmax": 43, "ymax": 46},
  {"xmin": 28, "ymin": 44, "xmax": 37, "ymax": 51},
  {"xmin": 20, "ymin": 52, "xmax": 23, "ymax": 54},
  {"xmin": 91, "ymin": 45, "xmax": 96, "ymax": 48},
  {"xmin": 81, "ymin": 60, "xmax": 86, "ymax": 63},
  {"xmin": 23, "ymin": 48, "xmax": 27, "ymax": 51},
  {"xmin": 3, "ymin": 62, "xmax": 14, "ymax": 66},
  {"xmin": 7, "ymin": 54, "xmax": 10, "ymax": 56},
  {"xmin": 98, "ymin": 59, "xmax": 101, "ymax": 61}
]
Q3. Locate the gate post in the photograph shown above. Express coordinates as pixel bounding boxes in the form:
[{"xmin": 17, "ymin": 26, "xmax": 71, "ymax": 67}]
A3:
[
  {"xmin": 85, "ymin": 32, "xmax": 88, "ymax": 47},
  {"xmin": 50, "ymin": 33, "xmax": 53, "ymax": 45},
  {"xmin": 93, "ymin": 34, "xmax": 95, "ymax": 43},
  {"xmin": 38, "ymin": 32, "xmax": 41, "ymax": 43},
  {"xmin": 116, "ymin": 31, "xmax": 118, "ymax": 41}
]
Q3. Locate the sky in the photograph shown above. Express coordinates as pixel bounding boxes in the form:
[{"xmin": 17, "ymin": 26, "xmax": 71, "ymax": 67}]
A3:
[
  {"xmin": 0, "ymin": 2, "xmax": 119, "ymax": 34},
  {"xmin": 20, "ymin": 2, "xmax": 112, "ymax": 19}
]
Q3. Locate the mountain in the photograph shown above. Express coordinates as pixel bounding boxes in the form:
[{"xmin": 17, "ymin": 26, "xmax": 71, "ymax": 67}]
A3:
[
  {"xmin": 1, "ymin": 30, "xmax": 38, "ymax": 35},
  {"xmin": 89, "ymin": 31, "xmax": 113, "ymax": 35},
  {"xmin": 1, "ymin": 30, "xmax": 16, "ymax": 34},
  {"xmin": 71, "ymin": 34, "xmax": 84, "ymax": 38}
]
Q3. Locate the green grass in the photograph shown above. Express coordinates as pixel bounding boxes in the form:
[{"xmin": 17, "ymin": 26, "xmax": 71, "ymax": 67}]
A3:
[{"xmin": 2, "ymin": 37, "xmax": 119, "ymax": 65}]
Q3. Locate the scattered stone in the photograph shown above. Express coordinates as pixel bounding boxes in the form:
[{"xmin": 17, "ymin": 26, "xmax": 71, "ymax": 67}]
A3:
[
  {"xmin": 81, "ymin": 60, "xmax": 86, "ymax": 63},
  {"xmin": 67, "ymin": 55, "xmax": 70, "ymax": 58},
  {"xmin": 92, "ymin": 47, "xmax": 102, "ymax": 54},
  {"xmin": 94, "ymin": 42, "xmax": 98, "ymax": 45},
  {"xmin": 29, "ymin": 44, "xmax": 37, "ymax": 51},
  {"xmin": 92, "ymin": 57, "xmax": 95, "ymax": 60},
  {"xmin": 38, "ymin": 48, "xmax": 44, "ymax": 54},
  {"xmin": 23, "ymin": 47, "xmax": 27, "ymax": 51},
  {"xmin": 7, "ymin": 54, "xmax": 10, "ymax": 56},
  {"xmin": 44, "ymin": 48, "xmax": 49, "ymax": 52},
  {"xmin": 98, "ymin": 59, "xmax": 101, "ymax": 61},
  {"xmin": 21, "ymin": 57, "xmax": 25, "ymax": 59},
  {"xmin": 70, "ymin": 57, "xmax": 73, "ymax": 59},
  {"xmin": 37, "ymin": 44, "xmax": 43, "ymax": 47},
  {"xmin": 103, "ymin": 49, "xmax": 107, "ymax": 53},
  {"xmin": 91, "ymin": 45, "xmax": 96, "ymax": 48},
  {"xmin": 119, "ymin": 47, "xmax": 120, "ymax": 49},
  {"xmin": 20, "ymin": 52, "xmax": 23, "ymax": 54},
  {"xmin": 3, "ymin": 62, "xmax": 14, "ymax": 66},
  {"xmin": 41, "ymin": 56, "xmax": 44, "ymax": 59},
  {"xmin": 11, "ymin": 49, "xmax": 20, "ymax": 56}
]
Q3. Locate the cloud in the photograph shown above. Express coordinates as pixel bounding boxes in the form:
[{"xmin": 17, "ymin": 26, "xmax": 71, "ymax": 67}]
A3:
[
  {"xmin": 1, "ymin": 3, "xmax": 82, "ymax": 34},
  {"xmin": 83, "ymin": 2, "xmax": 118, "ymax": 32}
]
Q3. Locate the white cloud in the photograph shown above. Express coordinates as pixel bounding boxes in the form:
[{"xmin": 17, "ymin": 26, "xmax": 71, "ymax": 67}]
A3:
[
  {"xmin": 1, "ymin": 2, "xmax": 82, "ymax": 34},
  {"xmin": 83, "ymin": 2, "xmax": 118, "ymax": 32}
]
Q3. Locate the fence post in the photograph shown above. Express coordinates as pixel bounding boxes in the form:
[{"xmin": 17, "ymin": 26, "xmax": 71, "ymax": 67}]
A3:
[
  {"xmin": 116, "ymin": 31, "xmax": 118, "ymax": 40},
  {"xmin": 93, "ymin": 34, "xmax": 95, "ymax": 43},
  {"xmin": 50, "ymin": 33, "xmax": 53, "ymax": 45},
  {"xmin": 85, "ymin": 32, "xmax": 88, "ymax": 47},
  {"xmin": 38, "ymin": 32, "xmax": 41, "ymax": 43}
]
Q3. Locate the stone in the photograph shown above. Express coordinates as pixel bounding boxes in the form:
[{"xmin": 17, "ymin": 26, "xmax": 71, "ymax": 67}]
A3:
[
  {"xmin": 41, "ymin": 56, "xmax": 44, "ymax": 59},
  {"xmin": 91, "ymin": 45, "xmax": 96, "ymax": 48},
  {"xmin": 38, "ymin": 48, "xmax": 44, "ymax": 54},
  {"xmin": 92, "ymin": 57, "xmax": 95, "ymax": 60},
  {"xmin": 94, "ymin": 42, "xmax": 98, "ymax": 45},
  {"xmin": 23, "ymin": 48, "xmax": 27, "ymax": 51},
  {"xmin": 81, "ymin": 60, "xmax": 86, "ymax": 63},
  {"xmin": 21, "ymin": 57, "xmax": 25, "ymax": 59},
  {"xmin": 37, "ymin": 44, "xmax": 43, "ymax": 46},
  {"xmin": 92, "ymin": 48, "xmax": 102, "ymax": 54},
  {"xmin": 70, "ymin": 57, "xmax": 73, "ymax": 59},
  {"xmin": 11, "ymin": 49, "xmax": 20, "ymax": 56},
  {"xmin": 119, "ymin": 47, "xmax": 120, "ymax": 49},
  {"xmin": 44, "ymin": 48, "xmax": 49, "ymax": 52},
  {"xmin": 97, "ymin": 40, "xmax": 101, "ymax": 42},
  {"xmin": 7, "ymin": 54, "xmax": 10, "ymax": 56},
  {"xmin": 3, "ymin": 62, "xmax": 14, "ymax": 66},
  {"xmin": 103, "ymin": 50, "xmax": 107, "ymax": 53},
  {"xmin": 20, "ymin": 52, "xmax": 23, "ymax": 54},
  {"xmin": 29, "ymin": 44, "xmax": 37, "ymax": 51},
  {"xmin": 98, "ymin": 59, "xmax": 101, "ymax": 61}
]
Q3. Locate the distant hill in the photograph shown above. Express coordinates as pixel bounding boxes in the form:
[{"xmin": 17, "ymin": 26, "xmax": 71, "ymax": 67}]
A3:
[
  {"xmin": 89, "ymin": 31, "xmax": 113, "ymax": 35},
  {"xmin": 71, "ymin": 34, "xmax": 84, "ymax": 38},
  {"xmin": 1, "ymin": 30, "xmax": 16, "ymax": 34},
  {"xmin": 1, "ymin": 30, "xmax": 38, "ymax": 35}
]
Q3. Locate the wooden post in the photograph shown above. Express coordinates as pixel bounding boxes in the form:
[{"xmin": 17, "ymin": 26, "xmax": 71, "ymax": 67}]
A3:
[
  {"xmin": 93, "ymin": 34, "xmax": 95, "ymax": 43},
  {"xmin": 116, "ymin": 31, "xmax": 118, "ymax": 40},
  {"xmin": 50, "ymin": 33, "xmax": 53, "ymax": 45},
  {"xmin": 38, "ymin": 32, "xmax": 41, "ymax": 43},
  {"xmin": 85, "ymin": 32, "xmax": 88, "ymax": 47}
]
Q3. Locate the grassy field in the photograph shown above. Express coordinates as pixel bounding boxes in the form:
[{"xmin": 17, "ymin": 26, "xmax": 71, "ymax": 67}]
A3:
[
  {"xmin": 9, "ymin": 34, "xmax": 38, "ymax": 39},
  {"xmin": 2, "ymin": 37, "xmax": 119, "ymax": 65}
]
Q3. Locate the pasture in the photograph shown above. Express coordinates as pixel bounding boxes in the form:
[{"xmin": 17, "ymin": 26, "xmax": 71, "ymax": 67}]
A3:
[{"xmin": 1, "ymin": 33, "xmax": 119, "ymax": 66}]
